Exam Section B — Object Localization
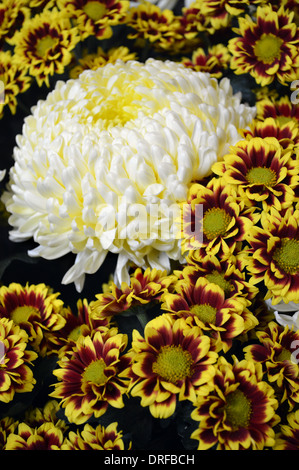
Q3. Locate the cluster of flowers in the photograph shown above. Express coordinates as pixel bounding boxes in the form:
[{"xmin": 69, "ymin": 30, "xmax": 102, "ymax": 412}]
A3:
[
  {"xmin": 1, "ymin": 0, "xmax": 299, "ymax": 117},
  {"xmin": 0, "ymin": 0, "xmax": 299, "ymax": 453}
]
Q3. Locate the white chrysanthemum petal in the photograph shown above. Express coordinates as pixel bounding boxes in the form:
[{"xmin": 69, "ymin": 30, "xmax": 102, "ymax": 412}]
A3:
[{"xmin": 3, "ymin": 59, "xmax": 255, "ymax": 290}]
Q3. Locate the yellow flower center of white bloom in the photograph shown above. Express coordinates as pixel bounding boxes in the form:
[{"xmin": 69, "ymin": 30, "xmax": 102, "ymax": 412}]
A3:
[
  {"xmin": 152, "ymin": 345, "xmax": 193, "ymax": 384},
  {"xmin": 254, "ymin": 34, "xmax": 283, "ymax": 64},
  {"xmin": 273, "ymin": 238, "xmax": 299, "ymax": 275},
  {"xmin": 224, "ymin": 389, "xmax": 252, "ymax": 430},
  {"xmin": 36, "ymin": 35, "xmax": 58, "ymax": 58},
  {"xmin": 246, "ymin": 167, "xmax": 277, "ymax": 187},
  {"xmin": 83, "ymin": 359, "xmax": 107, "ymax": 385},
  {"xmin": 190, "ymin": 303, "xmax": 217, "ymax": 324},
  {"xmin": 11, "ymin": 306, "xmax": 39, "ymax": 324},
  {"xmin": 203, "ymin": 207, "xmax": 232, "ymax": 240},
  {"xmin": 83, "ymin": 1, "xmax": 106, "ymax": 21}
]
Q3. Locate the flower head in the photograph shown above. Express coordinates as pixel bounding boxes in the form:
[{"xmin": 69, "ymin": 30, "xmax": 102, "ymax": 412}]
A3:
[
  {"xmin": 191, "ymin": 356, "xmax": 280, "ymax": 450},
  {"xmin": 161, "ymin": 276, "xmax": 257, "ymax": 352},
  {"xmin": 181, "ymin": 44, "xmax": 231, "ymax": 78},
  {"xmin": 244, "ymin": 321, "xmax": 299, "ymax": 409},
  {"xmin": 0, "ymin": 283, "xmax": 66, "ymax": 356},
  {"xmin": 127, "ymin": 313, "xmax": 218, "ymax": 418},
  {"xmin": 57, "ymin": 0, "xmax": 129, "ymax": 40},
  {"xmin": 0, "ymin": 318, "xmax": 38, "ymax": 403},
  {"xmin": 2, "ymin": 59, "xmax": 255, "ymax": 290},
  {"xmin": 11, "ymin": 8, "xmax": 80, "ymax": 87},
  {"xmin": 242, "ymin": 206, "xmax": 299, "ymax": 305},
  {"xmin": 212, "ymin": 137, "xmax": 299, "ymax": 212},
  {"xmin": 5, "ymin": 422, "xmax": 66, "ymax": 450},
  {"xmin": 50, "ymin": 328, "xmax": 131, "ymax": 424},
  {"xmin": 62, "ymin": 422, "xmax": 131, "ymax": 450},
  {"xmin": 274, "ymin": 409, "xmax": 299, "ymax": 450},
  {"xmin": 228, "ymin": 5, "xmax": 299, "ymax": 86}
]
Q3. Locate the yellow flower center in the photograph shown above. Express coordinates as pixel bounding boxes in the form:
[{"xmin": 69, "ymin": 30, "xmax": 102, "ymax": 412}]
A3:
[
  {"xmin": 205, "ymin": 270, "xmax": 233, "ymax": 295},
  {"xmin": 82, "ymin": 359, "xmax": 107, "ymax": 385},
  {"xmin": 224, "ymin": 389, "xmax": 252, "ymax": 430},
  {"xmin": 36, "ymin": 35, "xmax": 57, "ymax": 58},
  {"xmin": 83, "ymin": 1, "xmax": 106, "ymax": 21},
  {"xmin": 202, "ymin": 207, "xmax": 232, "ymax": 240},
  {"xmin": 273, "ymin": 238, "xmax": 299, "ymax": 275},
  {"xmin": 246, "ymin": 167, "xmax": 277, "ymax": 187},
  {"xmin": 152, "ymin": 345, "xmax": 193, "ymax": 384},
  {"xmin": 190, "ymin": 304, "xmax": 217, "ymax": 324},
  {"xmin": 11, "ymin": 306, "xmax": 39, "ymax": 324},
  {"xmin": 277, "ymin": 347, "xmax": 291, "ymax": 362},
  {"xmin": 254, "ymin": 34, "xmax": 283, "ymax": 64}
]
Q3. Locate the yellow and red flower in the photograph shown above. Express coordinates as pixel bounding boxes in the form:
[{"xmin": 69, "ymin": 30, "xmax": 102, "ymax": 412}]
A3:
[
  {"xmin": 62, "ymin": 422, "xmax": 131, "ymax": 450},
  {"xmin": 228, "ymin": 5, "xmax": 299, "ymax": 86},
  {"xmin": 50, "ymin": 328, "xmax": 131, "ymax": 424},
  {"xmin": 212, "ymin": 137, "xmax": 299, "ymax": 212},
  {"xmin": 0, "ymin": 417, "xmax": 18, "ymax": 449},
  {"xmin": 90, "ymin": 267, "xmax": 175, "ymax": 319},
  {"xmin": 127, "ymin": 313, "xmax": 217, "ymax": 418},
  {"xmin": 274, "ymin": 409, "xmax": 299, "ymax": 450},
  {"xmin": 0, "ymin": 318, "xmax": 37, "ymax": 404},
  {"xmin": 191, "ymin": 356, "xmax": 280, "ymax": 450},
  {"xmin": 11, "ymin": 8, "xmax": 80, "ymax": 87},
  {"xmin": 244, "ymin": 321, "xmax": 299, "ymax": 409},
  {"xmin": 256, "ymin": 95, "xmax": 299, "ymax": 129},
  {"xmin": 181, "ymin": 177, "xmax": 259, "ymax": 257},
  {"xmin": 181, "ymin": 44, "xmax": 230, "ymax": 78},
  {"xmin": 58, "ymin": 0, "xmax": 129, "ymax": 40},
  {"xmin": 0, "ymin": 283, "xmax": 66, "ymax": 356},
  {"xmin": 242, "ymin": 206, "xmax": 299, "ymax": 305},
  {"xmin": 5, "ymin": 422, "xmax": 66, "ymax": 450},
  {"xmin": 161, "ymin": 276, "xmax": 257, "ymax": 352}
]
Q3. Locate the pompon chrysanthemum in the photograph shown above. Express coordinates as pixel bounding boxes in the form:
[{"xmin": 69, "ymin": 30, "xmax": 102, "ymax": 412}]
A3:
[
  {"xmin": 2, "ymin": 59, "xmax": 255, "ymax": 291},
  {"xmin": 0, "ymin": 283, "xmax": 66, "ymax": 356},
  {"xmin": 50, "ymin": 328, "xmax": 131, "ymax": 424},
  {"xmin": 191, "ymin": 356, "xmax": 280, "ymax": 450},
  {"xmin": 244, "ymin": 321, "xmax": 299, "ymax": 410},
  {"xmin": 61, "ymin": 422, "xmax": 131, "ymax": 450},
  {"xmin": 126, "ymin": 313, "xmax": 218, "ymax": 418},
  {"xmin": 0, "ymin": 318, "xmax": 38, "ymax": 404},
  {"xmin": 228, "ymin": 5, "xmax": 299, "ymax": 86},
  {"xmin": 242, "ymin": 206, "xmax": 299, "ymax": 305},
  {"xmin": 212, "ymin": 137, "xmax": 299, "ymax": 212}
]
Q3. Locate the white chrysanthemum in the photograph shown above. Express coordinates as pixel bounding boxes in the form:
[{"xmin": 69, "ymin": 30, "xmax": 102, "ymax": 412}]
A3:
[{"xmin": 2, "ymin": 59, "xmax": 255, "ymax": 291}]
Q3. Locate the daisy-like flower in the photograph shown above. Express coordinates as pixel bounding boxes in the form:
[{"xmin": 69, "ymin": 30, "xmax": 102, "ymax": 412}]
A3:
[
  {"xmin": 2, "ymin": 59, "xmax": 255, "ymax": 291},
  {"xmin": 200, "ymin": 0, "xmax": 251, "ymax": 30},
  {"xmin": 69, "ymin": 46, "xmax": 137, "ymax": 79},
  {"xmin": 0, "ymin": 283, "xmax": 66, "ymax": 356},
  {"xmin": 11, "ymin": 8, "xmax": 80, "ymax": 87},
  {"xmin": 24, "ymin": 400, "xmax": 68, "ymax": 433},
  {"xmin": 4, "ymin": 422, "xmax": 66, "ymax": 450},
  {"xmin": 242, "ymin": 206, "xmax": 299, "ymax": 305},
  {"xmin": 228, "ymin": 5, "xmax": 299, "ymax": 86},
  {"xmin": 57, "ymin": 0, "xmax": 129, "ymax": 40},
  {"xmin": 91, "ymin": 267, "xmax": 175, "ymax": 319},
  {"xmin": 161, "ymin": 276, "xmax": 257, "ymax": 352},
  {"xmin": 50, "ymin": 328, "xmax": 131, "ymax": 424},
  {"xmin": 241, "ymin": 117, "xmax": 299, "ymax": 153},
  {"xmin": 54, "ymin": 298, "xmax": 111, "ymax": 358},
  {"xmin": 256, "ymin": 95, "xmax": 299, "ymax": 129},
  {"xmin": 212, "ymin": 137, "xmax": 299, "ymax": 212},
  {"xmin": 125, "ymin": 1, "xmax": 179, "ymax": 49},
  {"xmin": 126, "ymin": 313, "xmax": 218, "ymax": 418},
  {"xmin": 244, "ymin": 321, "xmax": 299, "ymax": 409},
  {"xmin": 0, "ymin": 0, "xmax": 30, "ymax": 45},
  {"xmin": 181, "ymin": 44, "xmax": 231, "ymax": 78},
  {"xmin": 0, "ymin": 318, "xmax": 38, "ymax": 403},
  {"xmin": 0, "ymin": 50, "xmax": 31, "ymax": 118},
  {"xmin": 191, "ymin": 356, "xmax": 280, "ymax": 450},
  {"xmin": 62, "ymin": 422, "xmax": 131, "ymax": 450},
  {"xmin": 181, "ymin": 177, "xmax": 259, "ymax": 256},
  {"xmin": 0, "ymin": 417, "xmax": 18, "ymax": 450},
  {"xmin": 274, "ymin": 409, "xmax": 299, "ymax": 450}
]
